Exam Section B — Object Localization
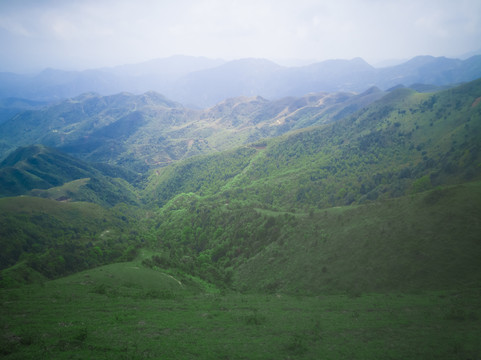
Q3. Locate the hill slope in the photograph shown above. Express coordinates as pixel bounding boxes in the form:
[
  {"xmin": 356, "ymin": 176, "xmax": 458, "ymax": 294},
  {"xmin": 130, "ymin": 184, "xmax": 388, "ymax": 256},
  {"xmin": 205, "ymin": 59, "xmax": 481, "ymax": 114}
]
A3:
[
  {"xmin": 145, "ymin": 78, "xmax": 481, "ymax": 209},
  {"xmin": 0, "ymin": 89, "xmax": 385, "ymax": 171},
  {"xmin": 135, "ymin": 78, "xmax": 481, "ymax": 294},
  {"xmin": 143, "ymin": 181, "xmax": 481, "ymax": 294},
  {"xmin": 0, "ymin": 77, "xmax": 479, "ymax": 296},
  {"xmin": 0, "ymin": 196, "xmax": 141, "ymax": 287},
  {"xmin": 0, "ymin": 144, "xmax": 139, "ymax": 206},
  {"xmin": 0, "ymin": 60, "xmax": 480, "ymax": 360}
]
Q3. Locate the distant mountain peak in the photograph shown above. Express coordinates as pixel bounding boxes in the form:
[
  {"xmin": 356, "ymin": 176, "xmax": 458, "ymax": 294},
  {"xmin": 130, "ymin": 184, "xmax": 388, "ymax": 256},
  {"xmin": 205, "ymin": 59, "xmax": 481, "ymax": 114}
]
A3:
[
  {"xmin": 1, "ymin": 54, "xmax": 480, "ymax": 108},
  {"xmin": 216, "ymin": 58, "xmax": 282, "ymax": 72},
  {"xmin": 360, "ymin": 86, "xmax": 383, "ymax": 95}
]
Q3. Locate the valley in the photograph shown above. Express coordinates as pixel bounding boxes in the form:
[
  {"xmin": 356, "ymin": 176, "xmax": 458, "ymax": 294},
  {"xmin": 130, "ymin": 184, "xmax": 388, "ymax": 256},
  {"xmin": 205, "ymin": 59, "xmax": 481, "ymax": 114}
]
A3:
[{"xmin": 0, "ymin": 60, "xmax": 480, "ymax": 359}]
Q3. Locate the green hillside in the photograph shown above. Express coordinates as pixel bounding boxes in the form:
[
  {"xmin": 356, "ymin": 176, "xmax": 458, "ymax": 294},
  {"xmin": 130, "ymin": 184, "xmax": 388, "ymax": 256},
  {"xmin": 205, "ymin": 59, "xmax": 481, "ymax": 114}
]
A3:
[
  {"xmin": 0, "ymin": 144, "xmax": 140, "ymax": 206},
  {"xmin": 135, "ymin": 79, "xmax": 481, "ymax": 293},
  {"xmin": 234, "ymin": 181, "xmax": 481, "ymax": 294},
  {"xmin": 145, "ymin": 79, "xmax": 481, "ymax": 210},
  {"xmin": 1, "ymin": 79, "xmax": 479, "ymax": 293},
  {"xmin": 140, "ymin": 181, "xmax": 481, "ymax": 294},
  {"xmin": 1, "ymin": 79, "xmax": 480, "ymax": 359},
  {"xmin": 0, "ymin": 89, "xmax": 385, "ymax": 172},
  {"xmin": 2, "ymin": 259, "xmax": 480, "ymax": 359},
  {"xmin": 0, "ymin": 196, "xmax": 142, "ymax": 288}
]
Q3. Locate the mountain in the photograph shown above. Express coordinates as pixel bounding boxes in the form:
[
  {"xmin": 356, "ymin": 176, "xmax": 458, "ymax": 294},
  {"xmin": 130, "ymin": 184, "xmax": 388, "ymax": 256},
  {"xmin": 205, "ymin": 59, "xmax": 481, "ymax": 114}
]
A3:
[
  {"xmin": 0, "ymin": 55, "xmax": 480, "ymax": 108},
  {"xmin": 0, "ymin": 144, "xmax": 139, "ymax": 206},
  {"xmin": 0, "ymin": 88, "xmax": 386, "ymax": 172},
  {"xmin": 268, "ymin": 57, "xmax": 376, "ymax": 95},
  {"xmin": 171, "ymin": 58, "xmax": 284, "ymax": 107},
  {"xmin": 0, "ymin": 79, "xmax": 481, "ymax": 359},
  {"xmin": 0, "ymin": 91, "xmax": 189, "ymax": 170},
  {"xmin": 0, "ymin": 55, "xmax": 225, "ymax": 104},
  {"xmin": 136, "ymin": 55, "xmax": 481, "ymax": 107},
  {"xmin": 0, "ymin": 195, "xmax": 141, "ymax": 286},
  {"xmin": 1, "ymin": 68, "xmax": 480, "ymax": 360},
  {"xmin": 375, "ymin": 55, "xmax": 481, "ymax": 87},
  {"xmin": 144, "ymin": 79, "xmax": 481, "ymax": 209},
  {"xmin": 0, "ymin": 68, "xmax": 123, "ymax": 101},
  {"xmin": 139, "ymin": 78, "xmax": 481, "ymax": 296}
]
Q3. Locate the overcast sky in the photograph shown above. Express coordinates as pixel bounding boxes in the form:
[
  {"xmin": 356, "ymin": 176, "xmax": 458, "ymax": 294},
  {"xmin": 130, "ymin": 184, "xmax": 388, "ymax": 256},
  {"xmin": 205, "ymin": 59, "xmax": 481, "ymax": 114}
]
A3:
[{"xmin": 1, "ymin": 0, "xmax": 480, "ymax": 72}]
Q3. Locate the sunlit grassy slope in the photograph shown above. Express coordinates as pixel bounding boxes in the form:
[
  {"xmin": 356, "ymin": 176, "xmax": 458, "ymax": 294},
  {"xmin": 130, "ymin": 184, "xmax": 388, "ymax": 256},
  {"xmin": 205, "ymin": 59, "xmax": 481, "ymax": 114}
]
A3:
[{"xmin": 145, "ymin": 79, "xmax": 481, "ymax": 210}]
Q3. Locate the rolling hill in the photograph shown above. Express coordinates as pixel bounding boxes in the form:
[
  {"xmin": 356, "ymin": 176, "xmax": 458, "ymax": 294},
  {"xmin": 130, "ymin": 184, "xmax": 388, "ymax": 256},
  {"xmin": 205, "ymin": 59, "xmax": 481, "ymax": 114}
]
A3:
[
  {"xmin": 1, "ymin": 74, "xmax": 480, "ymax": 359},
  {"xmin": 0, "ymin": 88, "xmax": 386, "ymax": 172},
  {"xmin": 135, "ymin": 78, "xmax": 481, "ymax": 293},
  {"xmin": 0, "ymin": 144, "xmax": 139, "ymax": 206},
  {"xmin": 0, "ymin": 196, "xmax": 141, "ymax": 288},
  {"xmin": 145, "ymin": 79, "xmax": 481, "ymax": 209}
]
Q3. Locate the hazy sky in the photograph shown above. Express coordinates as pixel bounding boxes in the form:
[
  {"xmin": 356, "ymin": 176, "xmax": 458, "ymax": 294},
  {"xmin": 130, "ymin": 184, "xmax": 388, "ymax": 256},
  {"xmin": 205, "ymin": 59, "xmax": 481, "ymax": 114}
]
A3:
[{"xmin": 1, "ymin": 0, "xmax": 480, "ymax": 72}]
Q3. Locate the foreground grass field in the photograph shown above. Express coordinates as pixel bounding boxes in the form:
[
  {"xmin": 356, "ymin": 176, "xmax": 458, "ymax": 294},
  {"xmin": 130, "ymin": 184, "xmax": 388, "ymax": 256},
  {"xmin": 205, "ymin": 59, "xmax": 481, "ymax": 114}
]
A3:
[{"xmin": 1, "ymin": 261, "xmax": 480, "ymax": 359}]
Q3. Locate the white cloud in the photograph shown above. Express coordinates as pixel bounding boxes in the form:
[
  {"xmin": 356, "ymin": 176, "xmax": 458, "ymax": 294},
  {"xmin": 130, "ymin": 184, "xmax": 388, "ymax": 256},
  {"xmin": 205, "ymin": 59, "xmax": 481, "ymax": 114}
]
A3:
[{"xmin": 0, "ymin": 0, "xmax": 480, "ymax": 71}]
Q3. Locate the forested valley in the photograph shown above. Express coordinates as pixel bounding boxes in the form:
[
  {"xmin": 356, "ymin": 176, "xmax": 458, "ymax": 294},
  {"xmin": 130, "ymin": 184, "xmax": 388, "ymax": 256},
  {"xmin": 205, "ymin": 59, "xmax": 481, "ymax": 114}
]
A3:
[{"xmin": 1, "ymin": 73, "xmax": 481, "ymax": 359}]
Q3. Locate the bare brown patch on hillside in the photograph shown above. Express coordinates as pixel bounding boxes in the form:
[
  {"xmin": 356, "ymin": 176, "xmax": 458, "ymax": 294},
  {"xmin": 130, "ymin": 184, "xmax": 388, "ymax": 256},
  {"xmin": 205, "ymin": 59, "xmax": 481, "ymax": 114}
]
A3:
[{"xmin": 472, "ymin": 96, "xmax": 481, "ymax": 107}]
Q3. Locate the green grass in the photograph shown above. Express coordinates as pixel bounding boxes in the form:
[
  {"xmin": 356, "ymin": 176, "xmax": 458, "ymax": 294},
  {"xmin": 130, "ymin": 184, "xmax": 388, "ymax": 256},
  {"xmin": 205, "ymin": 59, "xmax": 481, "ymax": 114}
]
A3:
[
  {"xmin": 234, "ymin": 181, "xmax": 481, "ymax": 294},
  {"xmin": 1, "ymin": 261, "xmax": 480, "ymax": 359},
  {"xmin": 143, "ymin": 180, "xmax": 481, "ymax": 296},
  {"xmin": 29, "ymin": 178, "xmax": 90, "ymax": 200},
  {"xmin": 0, "ymin": 196, "xmax": 143, "ymax": 287}
]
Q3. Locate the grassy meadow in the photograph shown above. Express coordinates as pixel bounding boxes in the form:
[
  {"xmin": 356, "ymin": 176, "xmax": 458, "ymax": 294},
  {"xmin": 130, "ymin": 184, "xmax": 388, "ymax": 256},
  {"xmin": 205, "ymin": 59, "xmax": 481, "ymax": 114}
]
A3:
[
  {"xmin": 2, "ymin": 181, "xmax": 481, "ymax": 359},
  {"xmin": 1, "ymin": 260, "xmax": 480, "ymax": 360}
]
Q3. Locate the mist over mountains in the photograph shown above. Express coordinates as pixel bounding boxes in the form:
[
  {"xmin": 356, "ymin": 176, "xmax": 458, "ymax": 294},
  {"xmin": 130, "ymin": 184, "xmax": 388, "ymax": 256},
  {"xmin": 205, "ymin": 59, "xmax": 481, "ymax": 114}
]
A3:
[
  {"xmin": 1, "ymin": 54, "xmax": 480, "ymax": 109},
  {"xmin": 0, "ymin": 87, "xmax": 387, "ymax": 171},
  {"xmin": 1, "ymin": 50, "xmax": 481, "ymax": 359}
]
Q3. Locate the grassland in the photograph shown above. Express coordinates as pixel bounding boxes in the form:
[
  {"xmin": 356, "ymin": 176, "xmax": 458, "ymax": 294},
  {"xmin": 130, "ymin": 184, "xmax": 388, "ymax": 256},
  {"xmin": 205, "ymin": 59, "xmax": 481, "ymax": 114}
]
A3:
[
  {"xmin": 2, "ymin": 181, "xmax": 480, "ymax": 359},
  {"xmin": 1, "ymin": 260, "xmax": 480, "ymax": 359}
]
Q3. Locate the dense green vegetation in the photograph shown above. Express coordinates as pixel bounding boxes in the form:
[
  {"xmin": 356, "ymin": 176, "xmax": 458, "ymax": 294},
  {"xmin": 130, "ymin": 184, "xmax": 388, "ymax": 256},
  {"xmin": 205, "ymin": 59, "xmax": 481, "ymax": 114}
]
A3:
[
  {"xmin": 1, "ymin": 78, "xmax": 480, "ymax": 358},
  {"xmin": 0, "ymin": 89, "xmax": 386, "ymax": 172},
  {"xmin": 0, "ymin": 145, "xmax": 141, "ymax": 206},
  {"xmin": 141, "ymin": 181, "xmax": 481, "ymax": 295},
  {"xmin": 145, "ymin": 80, "xmax": 481, "ymax": 211},
  {"xmin": 0, "ymin": 197, "xmax": 142, "ymax": 288}
]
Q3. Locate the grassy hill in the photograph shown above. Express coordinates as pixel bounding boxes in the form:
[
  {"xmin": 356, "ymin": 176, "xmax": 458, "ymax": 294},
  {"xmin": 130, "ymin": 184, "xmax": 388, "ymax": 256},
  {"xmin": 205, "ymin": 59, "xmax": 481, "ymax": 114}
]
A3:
[
  {"xmin": 0, "ymin": 89, "xmax": 385, "ymax": 172},
  {"xmin": 234, "ymin": 181, "xmax": 481, "ymax": 294},
  {"xmin": 145, "ymin": 79, "xmax": 481, "ymax": 210},
  {"xmin": 136, "ymin": 78, "xmax": 481, "ymax": 294},
  {"xmin": 1, "ymin": 78, "xmax": 480, "ymax": 359},
  {"xmin": 1, "ymin": 79, "xmax": 479, "ymax": 293},
  {"xmin": 1, "ymin": 193, "xmax": 480, "ymax": 358},
  {"xmin": 140, "ymin": 181, "xmax": 481, "ymax": 294},
  {"xmin": 0, "ymin": 144, "xmax": 140, "ymax": 206},
  {"xmin": 0, "ymin": 196, "xmax": 142, "ymax": 288}
]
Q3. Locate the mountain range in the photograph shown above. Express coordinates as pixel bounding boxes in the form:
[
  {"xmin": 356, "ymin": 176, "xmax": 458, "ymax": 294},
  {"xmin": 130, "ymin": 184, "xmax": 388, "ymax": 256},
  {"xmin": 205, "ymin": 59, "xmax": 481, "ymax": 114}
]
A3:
[
  {"xmin": 1, "ymin": 75, "xmax": 479, "ymax": 290},
  {"xmin": 0, "ymin": 144, "xmax": 139, "ymax": 206},
  {"xmin": 1, "ymin": 54, "xmax": 481, "ymax": 359},
  {"xmin": 1, "ymin": 54, "xmax": 480, "ymax": 110},
  {"xmin": 0, "ymin": 87, "xmax": 386, "ymax": 171}
]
